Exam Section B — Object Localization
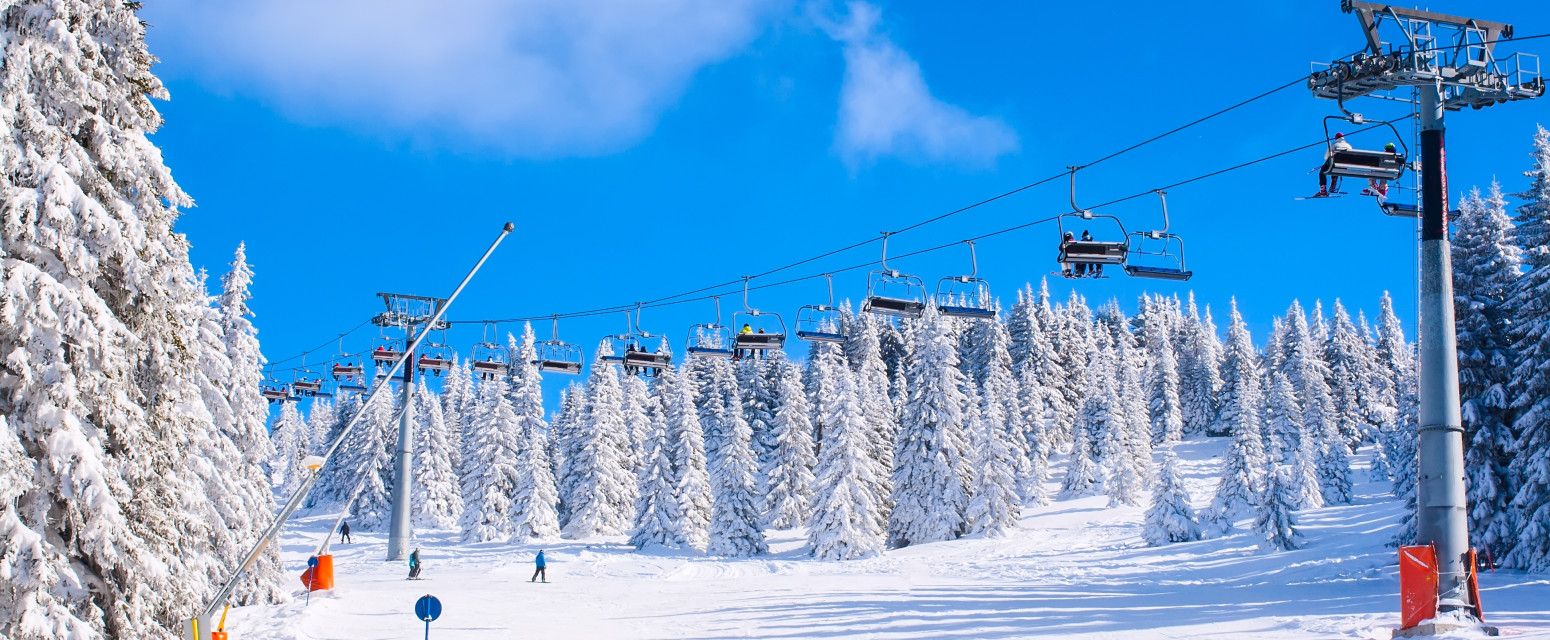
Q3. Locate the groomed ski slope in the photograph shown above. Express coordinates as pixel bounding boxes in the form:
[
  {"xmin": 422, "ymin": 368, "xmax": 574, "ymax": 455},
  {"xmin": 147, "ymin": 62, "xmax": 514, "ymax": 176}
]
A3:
[{"xmin": 227, "ymin": 439, "xmax": 1550, "ymax": 639}]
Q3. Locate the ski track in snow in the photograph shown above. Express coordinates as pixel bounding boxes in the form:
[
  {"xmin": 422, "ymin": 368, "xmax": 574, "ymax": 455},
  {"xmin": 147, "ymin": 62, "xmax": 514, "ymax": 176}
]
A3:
[{"xmin": 229, "ymin": 439, "xmax": 1550, "ymax": 639}]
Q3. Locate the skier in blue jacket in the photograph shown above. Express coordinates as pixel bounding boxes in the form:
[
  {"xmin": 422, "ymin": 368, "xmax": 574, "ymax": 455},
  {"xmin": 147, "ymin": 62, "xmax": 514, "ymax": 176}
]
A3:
[{"xmin": 530, "ymin": 550, "xmax": 547, "ymax": 583}]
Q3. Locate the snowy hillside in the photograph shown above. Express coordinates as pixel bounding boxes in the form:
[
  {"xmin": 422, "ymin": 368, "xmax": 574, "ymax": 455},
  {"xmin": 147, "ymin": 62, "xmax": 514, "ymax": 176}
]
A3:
[{"xmin": 226, "ymin": 441, "xmax": 1550, "ymax": 639}]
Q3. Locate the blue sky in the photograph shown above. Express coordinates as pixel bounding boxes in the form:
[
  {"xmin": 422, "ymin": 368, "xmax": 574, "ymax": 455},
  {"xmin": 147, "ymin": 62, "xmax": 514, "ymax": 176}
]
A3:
[{"xmin": 139, "ymin": 1, "xmax": 1549, "ymax": 406}]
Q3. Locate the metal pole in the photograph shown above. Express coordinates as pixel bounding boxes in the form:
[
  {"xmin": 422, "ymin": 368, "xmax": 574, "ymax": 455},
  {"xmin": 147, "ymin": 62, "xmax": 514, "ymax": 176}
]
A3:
[
  {"xmin": 1414, "ymin": 83, "xmax": 1471, "ymax": 612},
  {"xmin": 189, "ymin": 222, "xmax": 514, "ymax": 639},
  {"xmin": 387, "ymin": 343, "xmax": 416, "ymax": 561}
]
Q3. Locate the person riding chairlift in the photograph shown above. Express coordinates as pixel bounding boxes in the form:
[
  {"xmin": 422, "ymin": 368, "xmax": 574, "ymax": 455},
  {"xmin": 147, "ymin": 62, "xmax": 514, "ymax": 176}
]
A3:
[
  {"xmin": 1362, "ymin": 142, "xmax": 1398, "ymax": 198},
  {"xmin": 735, "ymin": 324, "xmax": 752, "ymax": 360},
  {"xmin": 1314, "ymin": 132, "xmax": 1353, "ymax": 197},
  {"xmin": 1060, "ymin": 232, "xmax": 1075, "ymax": 277}
]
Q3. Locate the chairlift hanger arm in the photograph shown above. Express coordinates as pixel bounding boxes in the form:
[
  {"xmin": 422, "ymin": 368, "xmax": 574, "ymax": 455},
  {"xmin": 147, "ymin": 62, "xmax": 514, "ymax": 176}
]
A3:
[{"xmin": 1343, "ymin": 1, "xmax": 1512, "ymax": 56}]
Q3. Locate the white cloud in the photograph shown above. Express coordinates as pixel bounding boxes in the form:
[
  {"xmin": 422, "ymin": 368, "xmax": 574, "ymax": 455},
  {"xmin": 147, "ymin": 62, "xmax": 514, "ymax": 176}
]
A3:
[
  {"xmin": 820, "ymin": 2, "xmax": 1019, "ymax": 167},
  {"xmin": 144, "ymin": 0, "xmax": 781, "ymax": 155}
]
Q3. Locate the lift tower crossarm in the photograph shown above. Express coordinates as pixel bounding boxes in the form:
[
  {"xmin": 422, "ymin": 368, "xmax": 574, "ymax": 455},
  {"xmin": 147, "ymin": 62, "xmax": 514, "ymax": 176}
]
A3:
[{"xmin": 1342, "ymin": 1, "xmax": 1512, "ymax": 56}]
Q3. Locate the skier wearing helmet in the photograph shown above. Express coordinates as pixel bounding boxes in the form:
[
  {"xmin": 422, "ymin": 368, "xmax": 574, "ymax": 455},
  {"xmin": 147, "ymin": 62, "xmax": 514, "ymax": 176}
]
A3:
[
  {"xmin": 1314, "ymin": 132, "xmax": 1353, "ymax": 197},
  {"xmin": 1363, "ymin": 142, "xmax": 1399, "ymax": 198}
]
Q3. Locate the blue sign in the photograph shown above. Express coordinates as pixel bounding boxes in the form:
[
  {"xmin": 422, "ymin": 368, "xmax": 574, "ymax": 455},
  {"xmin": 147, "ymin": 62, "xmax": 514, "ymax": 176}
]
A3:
[
  {"xmin": 414, "ymin": 595, "xmax": 442, "ymax": 622},
  {"xmin": 307, "ymin": 556, "xmax": 319, "ymax": 568}
]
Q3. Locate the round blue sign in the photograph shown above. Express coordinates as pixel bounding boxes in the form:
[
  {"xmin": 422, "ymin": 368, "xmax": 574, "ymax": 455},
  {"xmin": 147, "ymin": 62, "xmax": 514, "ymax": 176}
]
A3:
[
  {"xmin": 307, "ymin": 556, "xmax": 319, "ymax": 568},
  {"xmin": 414, "ymin": 595, "xmax": 442, "ymax": 622}
]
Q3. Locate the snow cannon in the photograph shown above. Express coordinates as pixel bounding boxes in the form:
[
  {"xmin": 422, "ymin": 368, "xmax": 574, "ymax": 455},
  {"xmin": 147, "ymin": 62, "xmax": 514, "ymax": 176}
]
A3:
[{"xmin": 301, "ymin": 555, "xmax": 334, "ymax": 591}]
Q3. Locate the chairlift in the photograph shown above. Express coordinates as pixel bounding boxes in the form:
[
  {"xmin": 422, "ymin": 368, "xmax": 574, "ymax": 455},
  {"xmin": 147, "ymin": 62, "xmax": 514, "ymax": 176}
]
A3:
[
  {"xmin": 261, "ymin": 369, "xmax": 294, "ymax": 403},
  {"xmin": 535, "ymin": 316, "xmax": 583, "ymax": 375},
  {"xmin": 470, "ymin": 323, "xmax": 510, "ymax": 381},
  {"xmin": 415, "ymin": 330, "xmax": 454, "ymax": 376},
  {"xmin": 1055, "ymin": 167, "xmax": 1129, "ymax": 279},
  {"xmin": 1318, "ymin": 109, "xmax": 1408, "ymax": 183},
  {"xmin": 935, "ymin": 241, "xmax": 996, "ymax": 319},
  {"xmin": 370, "ymin": 336, "xmax": 404, "ymax": 367},
  {"xmin": 863, "ymin": 232, "xmax": 926, "ymax": 318},
  {"xmin": 733, "ymin": 277, "xmax": 786, "ymax": 358},
  {"xmin": 604, "ymin": 306, "xmax": 671, "ymax": 376},
  {"xmin": 1123, "ymin": 191, "xmax": 1194, "ymax": 282},
  {"xmin": 796, "ymin": 273, "xmax": 846, "ymax": 344},
  {"xmin": 686, "ymin": 297, "xmax": 735, "ymax": 359}
]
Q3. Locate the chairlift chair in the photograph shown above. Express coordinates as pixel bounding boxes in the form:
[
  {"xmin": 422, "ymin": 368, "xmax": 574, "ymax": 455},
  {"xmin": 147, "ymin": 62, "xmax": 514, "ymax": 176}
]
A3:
[
  {"xmin": 292, "ymin": 375, "xmax": 325, "ymax": 397},
  {"xmin": 535, "ymin": 317, "xmax": 583, "ymax": 375},
  {"xmin": 733, "ymin": 277, "xmax": 787, "ymax": 355},
  {"xmin": 1320, "ymin": 114, "xmax": 1409, "ymax": 182},
  {"xmin": 620, "ymin": 305, "xmax": 672, "ymax": 374},
  {"xmin": 1056, "ymin": 168, "xmax": 1129, "ymax": 279},
  {"xmin": 1123, "ymin": 191, "xmax": 1194, "ymax": 282},
  {"xmin": 416, "ymin": 334, "xmax": 455, "ymax": 376},
  {"xmin": 370, "ymin": 337, "xmax": 405, "ymax": 367},
  {"xmin": 331, "ymin": 337, "xmax": 363, "ymax": 380},
  {"xmin": 796, "ymin": 273, "xmax": 846, "ymax": 344},
  {"xmin": 261, "ymin": 382, "xmax": 291, "ymax": 403},
  {"xmin": 862, "ymin": 232, "xmax": 927, "ymax": 318},
  {"xmin": 470, "ymin": 324, "xmax": 510, "ymax": 381},
  {"xmin": 934, "ymin": 241, "xmax": 996, "ymax": 320},
  {"xmin": 686, "ymin": 298, "xmax": 735, "ymax": 359}
]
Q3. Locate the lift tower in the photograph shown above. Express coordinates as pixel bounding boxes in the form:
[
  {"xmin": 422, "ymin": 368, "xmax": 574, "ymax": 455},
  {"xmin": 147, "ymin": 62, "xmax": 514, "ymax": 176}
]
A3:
[
  {"xmin": 1309, "ymin": 0, "xmax": 1543, "ymax": 628},
  {"xmin": 374, "ymin": 293, "xmax": 449, "ymax": 562}
]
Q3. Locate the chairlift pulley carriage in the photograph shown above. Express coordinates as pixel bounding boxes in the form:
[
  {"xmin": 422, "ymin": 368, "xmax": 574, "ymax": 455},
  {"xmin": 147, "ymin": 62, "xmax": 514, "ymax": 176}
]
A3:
[
  {"xmin": 862, "ymin": 231, "xmax": 927, "ymax": 318},
  {"xmin": 796, "ymin": 273, "xmax": 846, "ymax": 344}
]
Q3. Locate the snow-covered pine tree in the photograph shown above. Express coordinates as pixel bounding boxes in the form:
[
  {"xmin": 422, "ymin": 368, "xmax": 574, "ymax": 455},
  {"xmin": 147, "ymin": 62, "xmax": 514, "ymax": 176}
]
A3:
[
  {"xmin": 1507, "ymin": 125, "xmax": 1550, "ymax": 571},
  {"xmin": 890, "ymin": 304, "xmax": 972, "ymax": 547},
  {"xmin": 441, "ymin": 356, "xmax": 477, "ymax": 455},
  {"xmin": 620, "ymin": 372, "xmax": 653, "ymax": 474},
  {"xmin": 1017, "ymin": 365, "xmax": 1053, "ymax": 505},
  {"xmin": 340, "ymin": 383, "xmax": 398, "ymax": 531},
  {"xmin": 458, "ymin": 376, "xmax": 522, "ymax": 542},
  {"xmin": 1101, "ymin": 358, "xmax": 1146, "ymax": 507},
  {"xmin": 413, "ymin": 379, "xmax": 461, "ymax": 529},
  {"xmin": 979, "ymin": 320, "xmax": 1038, "ymax": 504},
  {"xmin": 807, "ymin": 355, "xmax": 887, "ymax": 560},
  {"xmin": 1262, "ymin": 371, "xmax": 1319, "ymax": 510},
  {"xmin": 765, "ymin": 359, "xmax": 817, "ymax": 529},
  {"xmin": 657, "ymin": 362, "xmax": 713, "ymax": 549},
  {"xmin": 551, "ymin": 382, "xmax": 584, "ymax": 525},
  {"xmin": 307, "ymin": 397, "xmax": 337, "ymax": 455},
  {"xmin": 1372, "ymin": 292, "xmax": 1411, "ymax": 428},
  {"xmin": 1144, "ymin": 315, "xmax": 1185, "ymax": 444},
  {"xmin": 705, "ymin": 374, "xmax": 768, "ymax": 557},
  {"xmin": 1026, "ymin": 281, "xmax": 1075, "ymax": 450},
  {"xmin": 738, "ymin": 356, "xmax": 779, "ymax": 477},
  {"xmin": 1274, "ymin": 301, "xmax": 1331, "ymax": 509},
  {"xmin": 1060, "ymin": 335, "xmax": 1109, "ymax": 499},
  {"xmin": 1324, "ymin": 300, "xmax": 1375, "ymax": 447},
  {"xmin": 1255, "ymin": 465, "xmax": 1304, "ymax": 552},
  {"xmin": 850, "ymin": 314, "xmax": 898, "ymax": 514},
  {"xmin": 631, "ymin": 380, "xmax": 681, "ymax": 549},
  {"xmin": 508, "ymin": 325, "xmax": 560, "ymax": 540},
  {"xmin": 965, "ymin": 387, "xmax": 1020, "ymax": 536},
  {"xmin": 563, "ymin": 344, "xmax": 636, "ymax": 538},
  {"xmin": 1144, "ymin": 449, "xmax": 1202, "ymax": 545},
  {"xmin": 1050, "ymin": 291, "xmax": 1096, "ymax": 447},
  {"xmin": 268, "ymin": 401, "xmax": 310, "ymax": 492},
  {"xmin": 1187, "ymin": 304, "xmax": 1227, "ymax": 437},
  {"xmin": 308, "ymin": 391, "xmax": 362, "ymax": 508},
  {"xmin": 1208, "ymin": 301, "xmax": 1266, "ymax": 530},
  {"xmin": 1453, "ymin": 183, "xmax": 1522, "ymax": 560}
]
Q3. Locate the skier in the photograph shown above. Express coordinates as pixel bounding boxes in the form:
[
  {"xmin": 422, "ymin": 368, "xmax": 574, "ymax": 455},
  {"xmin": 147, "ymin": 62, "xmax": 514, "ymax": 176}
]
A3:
[
  {"xmin": 1060, "ymin": 231, "xmax": 1075, "ymax": 277},
  {"xmin": 624, "ymin": 343, "xmax": 639, "ymax": 376},
  {"xmin": 736, "ymin": 324, "xmax": 753, "ymax": 360},
  {"xmin": 339, "ymin": 521, "xmax": 352, "ymax": 544},
  {"xmin": 530, "ymin": 550, "xmax": 548, "ymax": 583},
  {"xmin": 408, "ymin": 548, "xmax": 422, "ymax": 580},
  {"xmin": 1362, "ymin": 142, "xmax": 1398, "ymax": 198},
  {"xmin": 1080, "ymin": 230, "xmax": 1099, "ymax": 277},
  {"xmin": 1314, "ymin": 132, "xmax": 1353, "ymax": 197}
]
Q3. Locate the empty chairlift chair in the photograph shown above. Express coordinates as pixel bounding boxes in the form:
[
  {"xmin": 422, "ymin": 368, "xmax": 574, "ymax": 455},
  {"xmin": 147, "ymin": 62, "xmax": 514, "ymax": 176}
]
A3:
[
  {"xmin": 862, "ymin": 232, "xmax": 927, "ymax": 318},
  {"xmin": 934, "ymin": 241, "xmax": 996, "ymax": 320},
  {"xmin": 535, "ymin": 317, "xmax": 583, "ymax": 375},
  {"xmin": 796, "ymin": 273, "xmax": 846, "ymax": 344},
  {"xmin": 686, "ymin": 298, "xmax": 736, "ymax": 359},
  {"xmin": 1122, "ymin": 191, "xmax": 1194, "ymax": 282}
]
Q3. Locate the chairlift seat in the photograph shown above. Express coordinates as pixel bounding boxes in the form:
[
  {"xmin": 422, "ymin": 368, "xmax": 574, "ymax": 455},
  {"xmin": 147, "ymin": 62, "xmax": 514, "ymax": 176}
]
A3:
[
  {"xmin": 537, "ymin": 359, "xmax": 583, "ymax": 375},
  {"xmin": 339, "ymin": 382, "xmax": 368, "ymax": 393},
  {"xmin": 293, "ymin": 379, "xmax": 323, "ymax": 394},
  {"xmin": 372, "ymin": 349, "xmax": 404, "ymax": 365},
  {"xmin": 796, "ymin": 329, "xmax": 846, "ymax": 344},
  {"xmin": 623, "ymin": 351, "xmax": 671, "ymax": 371},
  {"xmin": 1058, "ymin": 241, "xmax": 1127, "ymax": 265},
  {"xmin": 734, "ymin": 333, "xmax": 785, "ymax": 350},
  {"xmin": 471, "ymin": 359, "xmax": 506, "ymax": 376},
  {"xmin": 332, "ymin": 363, "xmax": 363, "ymax": 379},
  {"xmin": 1124, "ymin": 265, "xmax": 1194, "ymax": 281},
  {"xmin": 261, "ymin": 387, "xmax": 289, "ymax": 402},
  {"xmin": 864, "ymin": 296, "xmax": 925, "ymax": 318},
  {"xmin": 418, "ymin": 356, "xmax": 453, "ymax": 372},
  {"xmin": 938, "ymin": 305, "xmax": 997, "ymax": 320},
  {"xmin": 687, "ymin": 345, "xmax": 735, "ymax": 359},
  {"xmin": 1327, "ymin": 149, "xmax": 1407, "ymax": 181}
]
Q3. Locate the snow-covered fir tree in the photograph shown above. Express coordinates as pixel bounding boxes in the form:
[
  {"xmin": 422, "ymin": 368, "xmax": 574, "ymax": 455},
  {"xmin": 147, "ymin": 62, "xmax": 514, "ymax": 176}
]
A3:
[
  {"xmin": 738, "ymin": 357, "xmax": 779, "ymax": 484},
  {"xmin": 563, "ymin": 344, "xmax": 636, "ymax": 538},
  {"xmin": 849, "ymin": 314, "xmax": 899, "ymax": 517},
  {"xmin": 1208, "ymin": 301, "xmax": 1266, "ymax": 530},
  {"xmin": 269, "ymin": 401, "xmax": 311, "ymax": 493},
  {"xmin": 965, "ymin": 388, "xmax": 1020, "ymax": 536},
  {"xmin": 764, "ymin": 359, "xmax": 816, "ymax": 529},
  {"xmin": 1262, "ymin": 372, "xmax": 1319, "ymax": 510},
  {"xmin": 704, "ymin": 371, "xmax": 768, "ymax": 557},
  {"xmin": 977, "ymin": 320, "xmax": 1039, "ymax": 504},
  {"xmin": 339, "ymin": 384, "xmax": 398, "ymax": 531},
  {"xmin": 1507, "ymin": 125, "xmax": 1550, "ymax": 571},
  {"xmin": 1060, "ymin": 340, "xmax": 1108, "ymax": 499},
  {"xmin": 658, "ymin": 362, "xmax": 713, "ymax": 549},
  {"xmin": 458, "ymin": 376, "xmax": 522, "ymax": 542},
  {"xmin": 620, "ymin": 372, "xmax": 653, "ymax": 474},
  {"xmin": 1271, "ymin": 303, "xmax": 1328, "ymax": 509},
  {"xmin": 1145, "ymin": 316, "xmax": 1185, "ymax": 444},
  {"xmin": 1255, "ymin": 465, "xmax": 1304, "ymax": 552},
  {"xmin": 1324, "ymin": 301, "xmax": 1374, "ymax": 447},
  {"xmin": 550, "ymin": 382, "xmax": 585, "ymax": 525},
  {"xmin": 307, "ymin": 397, "xmax": 338, "ymax": 456},
  {"xmin": 413, "ymin": 379, "xmax": 462, "ymax": 529},
  {"xmin": 632, "ymin": 384, "xmax": 681, "ymax": 549},
  {"xmin": 508, "ymin": 326, "xmax": 560, "ymax": 540},
  {"xmin": 807, "ymin": 358, "xmax": 887, "ymax": 560},
  {"xmin": 890, "ymin": 304, "xmax": 971, "ymax": 547},
  {"xmin": 1144, "ymin": 449, "xmax": 1202, "ymax": 545},
  {"xmin": 1452, "ymin": 182, "xmax": 1522, "ymax": 559},
  {"xmin": 441, "ymin": 356, "xmax": 477, "ymax": 455},
  {"xmin": 308, "ymin": 391, "xmax": 362, "ymax": 508}
]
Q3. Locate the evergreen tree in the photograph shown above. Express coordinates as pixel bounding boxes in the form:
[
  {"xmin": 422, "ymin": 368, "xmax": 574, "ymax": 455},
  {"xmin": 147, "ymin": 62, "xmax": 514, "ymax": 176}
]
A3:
[
  {"xmin": 1255, "ymin": 466, "xmax": 1304, "ymax": 552},
  {"xmin": 658, "ymin": 362, "xmax": 713, "ymax": 549},
  {"xmin": 631, "ymin": 385, "xmax": 681, "ymax": 549},
  {"xmin": 890, "ymin": 304, "xmax": 971, "ymax": 547},
  {"xmin": 765, "ymin": 360, "xmax": 817, "ymax": 529},
  {"xmin": 307, "ymin": 397, "xmax": 338, "ymax": 455},
  {"xmin": 458, "ymin": 376, "xmax": 522, "ymax": 542},
  {"xmin": 705, "ymin": 378, "xmax": 768, "ymax": 557},
  {"xmin": 1060, "ymin": 339, "xmax": 1108, "ymax": 499},
  {"xmin": 1145, "ymin": 317, "xmax": 1185, "ymax": 444},
  {"xmin": 412, "ymin": 379, "xmax": 461, "ymax": 529},
  {"xmin": 1144, "ymin": 449, "xmax": 1203, "ymax": 545},
  {"xmin": 965, "ymin": 388, "xmax": 1021, "ymax": 536},
  {"xmin": 620, "ymin": 372, "xmax": 653, "ymax": 474},
  {"xmin": 563, "ymin": 344, "xmax": 636, "ymax": 538},
  {"xmin": 807, "ymin": 359, "xmax": 887, "ymax": 560},
  {"xmin": 1017, "ymin": 365, "xmax": 1053, "ymax": 505},
  {"xmin": 978, "ymin": 320, "xmax": 1038, "ymax": 504},
  {"xmin": 1273, "ymin": 302, "xmax": 1330, "ymax": 509},
  {"xmin": 1507, "ymin": 125, "xmax": 1550, "ymax": 571},
  {"xmin": 551, "ymin": 383, "xmax": 585, "ymax": 525},
  {"xmin": 308, "ymin": 391, "xmax": 362, "ymax": 508},
  {"xmin": 1026, "ymin": 282, "xmax": 1075, "ymax": 450},
  {"xmin": 1324, "ymin": 301, "xmax": 1375, "ymax": 446},
  {"xmin": 509, "ymin": 326, "xmax": 560, "ymax": 540},
  {"xmin": 1208, "ymin": 301, "xmax": 1266, "ymax": 530},
  {"xmin": 1262, "ymin": 372, "xmax": 1319, "ymax": 509},
  {"xmin": 268, "ymin": 401, "xmax": 310, "ymax": 493},
  {"xmin": 1101, "ymin": 359, "xmax": 1146, "ymax": 507},
  {"xmin": 850, "ymin": 315, "xmax": 899, "ymax": 515},
  {"xmin": 343, "ymin": 385, "xmax": 398, "ymax": 531},
  {"xmin": 441, "ymin": 356, "xmax": 477, "ymax": 455}
]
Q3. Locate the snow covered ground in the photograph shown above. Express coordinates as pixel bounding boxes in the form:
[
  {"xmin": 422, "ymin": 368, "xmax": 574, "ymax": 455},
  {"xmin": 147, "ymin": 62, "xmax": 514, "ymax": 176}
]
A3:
[{"xmin": 226, "ymin": 440, "xmax": 1550, "ymax": 639}]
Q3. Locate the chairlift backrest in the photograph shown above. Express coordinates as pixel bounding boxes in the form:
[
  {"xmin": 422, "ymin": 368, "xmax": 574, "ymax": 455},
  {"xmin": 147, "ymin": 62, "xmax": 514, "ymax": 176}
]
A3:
[{"xmin": 795, "ymin": 305, "xmax": 846, "ymax": 343}]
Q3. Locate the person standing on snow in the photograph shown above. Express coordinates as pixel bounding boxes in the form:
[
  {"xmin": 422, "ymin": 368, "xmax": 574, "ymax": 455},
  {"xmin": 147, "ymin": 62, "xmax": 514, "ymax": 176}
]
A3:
[
  {"xmin": 339, "ymin": 521, "xmax": 352, "ymax": 544},
  {"xmin": 531, "ymin": 550, "xmax": 548, "ymax": 583},
  {"xmin": 408, "ymin": 548, "xmax": 422, "ymax": 579}
]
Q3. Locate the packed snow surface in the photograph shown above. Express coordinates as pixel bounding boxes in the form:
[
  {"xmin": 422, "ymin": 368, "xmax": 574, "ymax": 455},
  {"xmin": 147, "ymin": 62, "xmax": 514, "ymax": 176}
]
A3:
[{"xmin": 228, "ymin": 440, "xmax": 1550, "ymax": 639}]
